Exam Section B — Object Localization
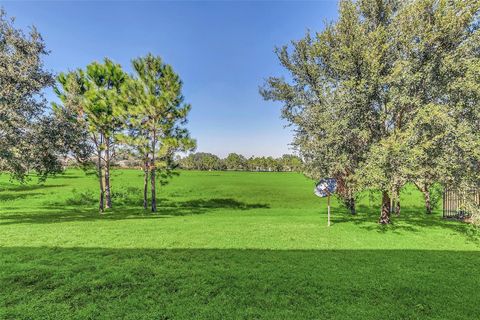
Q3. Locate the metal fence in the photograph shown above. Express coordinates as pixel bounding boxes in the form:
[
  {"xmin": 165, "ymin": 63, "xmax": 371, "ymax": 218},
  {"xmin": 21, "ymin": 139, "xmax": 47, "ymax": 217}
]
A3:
[{"xmin": 443, "ymin": 188, "xmax": 480, "ymax": 218}]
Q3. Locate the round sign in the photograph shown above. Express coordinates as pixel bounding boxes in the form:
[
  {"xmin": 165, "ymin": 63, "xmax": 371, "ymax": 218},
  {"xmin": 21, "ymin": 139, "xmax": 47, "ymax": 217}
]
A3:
[{"xmin": 314, "ymin": 178, "xmax": 337, "ymax": 197}]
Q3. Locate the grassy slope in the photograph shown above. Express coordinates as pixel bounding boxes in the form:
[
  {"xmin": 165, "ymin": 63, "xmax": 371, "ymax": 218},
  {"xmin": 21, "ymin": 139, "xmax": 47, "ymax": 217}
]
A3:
[{"xmin": 0, "ymin": 169, "xmax": 479, "ymax": 319}]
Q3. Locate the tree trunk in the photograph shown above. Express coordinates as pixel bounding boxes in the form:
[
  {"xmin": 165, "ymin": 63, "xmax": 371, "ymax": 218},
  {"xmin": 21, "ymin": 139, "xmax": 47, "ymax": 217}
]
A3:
[
  {"xmin": 327, "ymin": 194, "xmax": 331, "ymax": 227},
  {"xmin": 393, "ymin": 186, "xmax": 401, "ymax": 216},
  {"xmin": 394, "ymin": 200, "xmax": 401, "ymax": 216},
  {"xmin": 150, "ymin": 131, "xmax": 157, "ymax": 213},
  {"xmin": 347, "ymin": 197, "xmax": 356, "ymax": 215},
  {"xmin": 423, "ymin": 187, "xmax": 432, "ymax": 214},
  {"xmin": 97, "ymin": 149, "xmax": 104, "ymax": 213},
  {"xmin": 150, "ymin": 164, "xmax": 156, "ymax": 212},
  {"xmin": 414, "ymin": 182, "xmax": 432, "ymax": 215},
  {"xmin": 143, "ymin": 161, "xmax": 149, "ymax": 210},
  {"xmin": 104, "ymin": 141, "xmax": 112, "ymax": 209},
  {"xmin": 379, "ymin": 191, "xmax": 391, "ymax": 224}
]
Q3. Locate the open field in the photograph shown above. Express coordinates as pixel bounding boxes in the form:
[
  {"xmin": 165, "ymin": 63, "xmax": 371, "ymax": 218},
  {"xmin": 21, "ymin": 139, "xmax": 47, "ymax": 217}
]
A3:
[{"xmin": 1, "ymin": 170, "xmax": 479, "ymax": 319}]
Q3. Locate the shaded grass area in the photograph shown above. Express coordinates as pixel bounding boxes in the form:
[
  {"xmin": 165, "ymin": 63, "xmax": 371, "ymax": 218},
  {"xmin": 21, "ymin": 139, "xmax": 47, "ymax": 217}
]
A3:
[
  {"xmin": 1, "ymin": 247, "xmax": 479, "ymax": 320},
  {"xmin": 0, "ymin": 198, "xmax": 269, "ymax": 226}
]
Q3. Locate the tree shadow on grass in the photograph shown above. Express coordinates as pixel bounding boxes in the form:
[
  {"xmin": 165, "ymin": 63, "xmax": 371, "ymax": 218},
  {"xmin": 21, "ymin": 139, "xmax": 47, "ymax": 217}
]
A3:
[
  {"xmin": 0, "ymin": 184, "xmax": 66, "ymax": 192},
  {"xmin": 0, "ymin": 198, "xmax": 270, "ymax": 226},
  {"xmin": 0, "ymin": 184, "xmax": 66, "ymax": 202},
  {"xmin": 169, "ymin": 198, "xmax": 269, "ymax": 210},
  {"xmin": 333, "ymin": 204, "xmax": 479, "ymax": 242},
  {"xmin": 1, "ymin": 246, "xmax": 479, "ymax": 319}
]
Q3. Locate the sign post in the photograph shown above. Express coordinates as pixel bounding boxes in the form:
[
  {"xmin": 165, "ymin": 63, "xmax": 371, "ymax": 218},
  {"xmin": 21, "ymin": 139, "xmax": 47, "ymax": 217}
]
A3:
[
  {"xmin": 314, "ymin": 178, "xmax": 337, "ymax": 227},
  {"xmin": 327, "ymin": 192, "xmax": 331, "ymax": 227}
]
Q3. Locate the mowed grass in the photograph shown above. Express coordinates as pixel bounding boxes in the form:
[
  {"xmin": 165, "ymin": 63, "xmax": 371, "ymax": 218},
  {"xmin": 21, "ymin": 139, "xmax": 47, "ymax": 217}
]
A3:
[{"xmin": 0, "ymin": 169, "xmax": 479, "ymax": 319}]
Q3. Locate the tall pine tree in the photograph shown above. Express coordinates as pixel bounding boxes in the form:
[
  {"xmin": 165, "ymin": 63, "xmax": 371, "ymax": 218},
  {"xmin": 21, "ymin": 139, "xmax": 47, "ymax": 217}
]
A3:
[{"xmin": 124, "ymin": 54, "xmax": 195, "ymax": 212}]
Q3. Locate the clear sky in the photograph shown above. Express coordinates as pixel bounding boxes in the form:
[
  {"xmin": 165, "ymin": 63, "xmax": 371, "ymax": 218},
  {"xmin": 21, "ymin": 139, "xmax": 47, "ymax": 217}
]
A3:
[{"xmin": 2, "ymin": 0, "xmax": 338, "ymax": 158}]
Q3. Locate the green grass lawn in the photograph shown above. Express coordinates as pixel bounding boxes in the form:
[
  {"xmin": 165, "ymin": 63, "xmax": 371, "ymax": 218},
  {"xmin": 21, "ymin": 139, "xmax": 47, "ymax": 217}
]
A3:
[{"xmin": 0, "ymin": 169, "xmax": 479, "ymax": 319}]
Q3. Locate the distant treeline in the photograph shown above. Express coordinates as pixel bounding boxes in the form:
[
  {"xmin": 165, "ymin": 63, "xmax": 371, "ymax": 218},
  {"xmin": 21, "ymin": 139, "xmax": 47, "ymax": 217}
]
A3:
[
  {"xmin": 104, "ymin": 152, "xmax": 302, "ymax": 172},
  {"xmin": 177, "ymin": 153, "xmax": 302, "ymax": 172}
]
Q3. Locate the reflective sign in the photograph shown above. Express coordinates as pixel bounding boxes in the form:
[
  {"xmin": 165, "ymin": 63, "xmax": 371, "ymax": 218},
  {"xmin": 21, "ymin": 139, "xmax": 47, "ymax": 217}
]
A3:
[{"xmin": 314, "ymin": 178, "xmax": 337, "ymax": 197}]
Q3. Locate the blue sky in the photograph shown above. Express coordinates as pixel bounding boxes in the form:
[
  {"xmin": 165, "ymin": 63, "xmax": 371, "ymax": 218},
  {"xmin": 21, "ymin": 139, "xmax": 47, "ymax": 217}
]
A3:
[{"xmin": 2, "ymin": 1, "xmax": 338, "ymax": 157}]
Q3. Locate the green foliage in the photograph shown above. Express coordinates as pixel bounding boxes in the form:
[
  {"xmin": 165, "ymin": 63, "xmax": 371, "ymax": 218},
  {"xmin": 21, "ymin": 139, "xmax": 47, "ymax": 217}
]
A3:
[
  {"xmin": 262, "ymin": 0, "xmax": 480, "ymax": 222},
  {"xmin": 179, "ymin": 152, "xmax": 225, "ymax": 170},
  {"xmin": 177, "ymin": 153, "xmax": 303, "ymax": 172},
  {"xmin": 111, "ymin": 186, "xmax": 143, "ymax": 206},
  {"xmin": 65, "ymin": 188, "xmax": 96, "ymax": 206},
  {"xmin": 128, "ymin": 54, "xmax": 196, "ymax": 157},
  {"xmin": 54, "ymin": 54, "xmax": 195, "ymax": 211},
  {"xmin": 470, "ymin": 206, "xmax": 480, "ymax": 227},
  {"xmin": 224, "ymin": 153, "xmax": 247, "ymax": 170},
  {"xmin": 83, "ymin": 59, "xmax": 127, "ymax": 140},
  {"xmin": 54, "ymin": 58, "xmax": 129, "ymax": 211},
  {"xmin": 123, "ymin": 54, "xmax": 196, "ymax": 180},
  {"xmin": 455, "ymin": 182, "xmax": 480, "ymax": 227},
  {"xmin": 55, "ymin": 59, "xmax": 128, "ymax": 149},
  {"xmin": 0, "ymin": 9, "xmax": 69, "ymax": 182},
  {"xmin": 261, "ymin": 0, "xmax": 398, "ymax": 217},
  {"xmin": 278, "ymin": 154, "xmax": 303, "ymax": 172},
  {"xmin": 246, "ymin": 156, "xmax": 282, "ymax": 172}
]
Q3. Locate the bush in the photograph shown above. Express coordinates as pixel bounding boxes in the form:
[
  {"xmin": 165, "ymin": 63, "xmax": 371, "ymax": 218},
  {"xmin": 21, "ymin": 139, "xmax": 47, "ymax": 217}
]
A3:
[
  {"xmin": 466, "ymin": 202, "xmax": 480, "ymax": 227},
  {"xmin": 65, "ymin": 187, "xmax": 142, "ymax": 207},
  {"xmin": 111, "ymin": 187, "xmax": 142, "ymax": 206},
  {"xmin": 65, "ymin": 188, "xmax": 96, "ymax": 206}
]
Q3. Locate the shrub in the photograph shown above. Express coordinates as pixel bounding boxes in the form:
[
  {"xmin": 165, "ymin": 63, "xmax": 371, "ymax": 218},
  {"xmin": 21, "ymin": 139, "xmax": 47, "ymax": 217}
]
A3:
[{"xmin": 65, "ymin": 188, "xmax": 96, "ymax": 206}]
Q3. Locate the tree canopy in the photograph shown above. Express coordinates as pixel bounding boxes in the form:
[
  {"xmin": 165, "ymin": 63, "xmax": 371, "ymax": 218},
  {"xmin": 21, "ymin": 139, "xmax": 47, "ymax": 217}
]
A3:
[
  {"xmin": 122, "ymin": 54, "xmax": 196, "ymax": 211},
  {"xmin": 54, "ymin": 58, "xmax": 128, "ymax": 212},
  {"xmin": 0, "ymin": 9, "xmax": 74, "ymax": 182},
  {"xmin": 261, "ymin": 0, "xmax": 480, "ymax": 223}
]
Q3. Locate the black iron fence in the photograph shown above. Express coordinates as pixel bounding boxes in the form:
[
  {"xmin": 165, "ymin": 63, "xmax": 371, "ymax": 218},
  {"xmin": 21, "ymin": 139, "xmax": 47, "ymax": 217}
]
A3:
[{"xmin": 443, "ymin": 188, "xmax": 480, "ymax": 218}]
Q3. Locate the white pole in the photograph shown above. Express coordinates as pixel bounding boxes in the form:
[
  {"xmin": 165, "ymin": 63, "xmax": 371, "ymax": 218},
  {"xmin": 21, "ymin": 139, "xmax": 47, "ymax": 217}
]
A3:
[{"xmin": 327, "ymin": 193, "xmax": 331, "ymax": 227}]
